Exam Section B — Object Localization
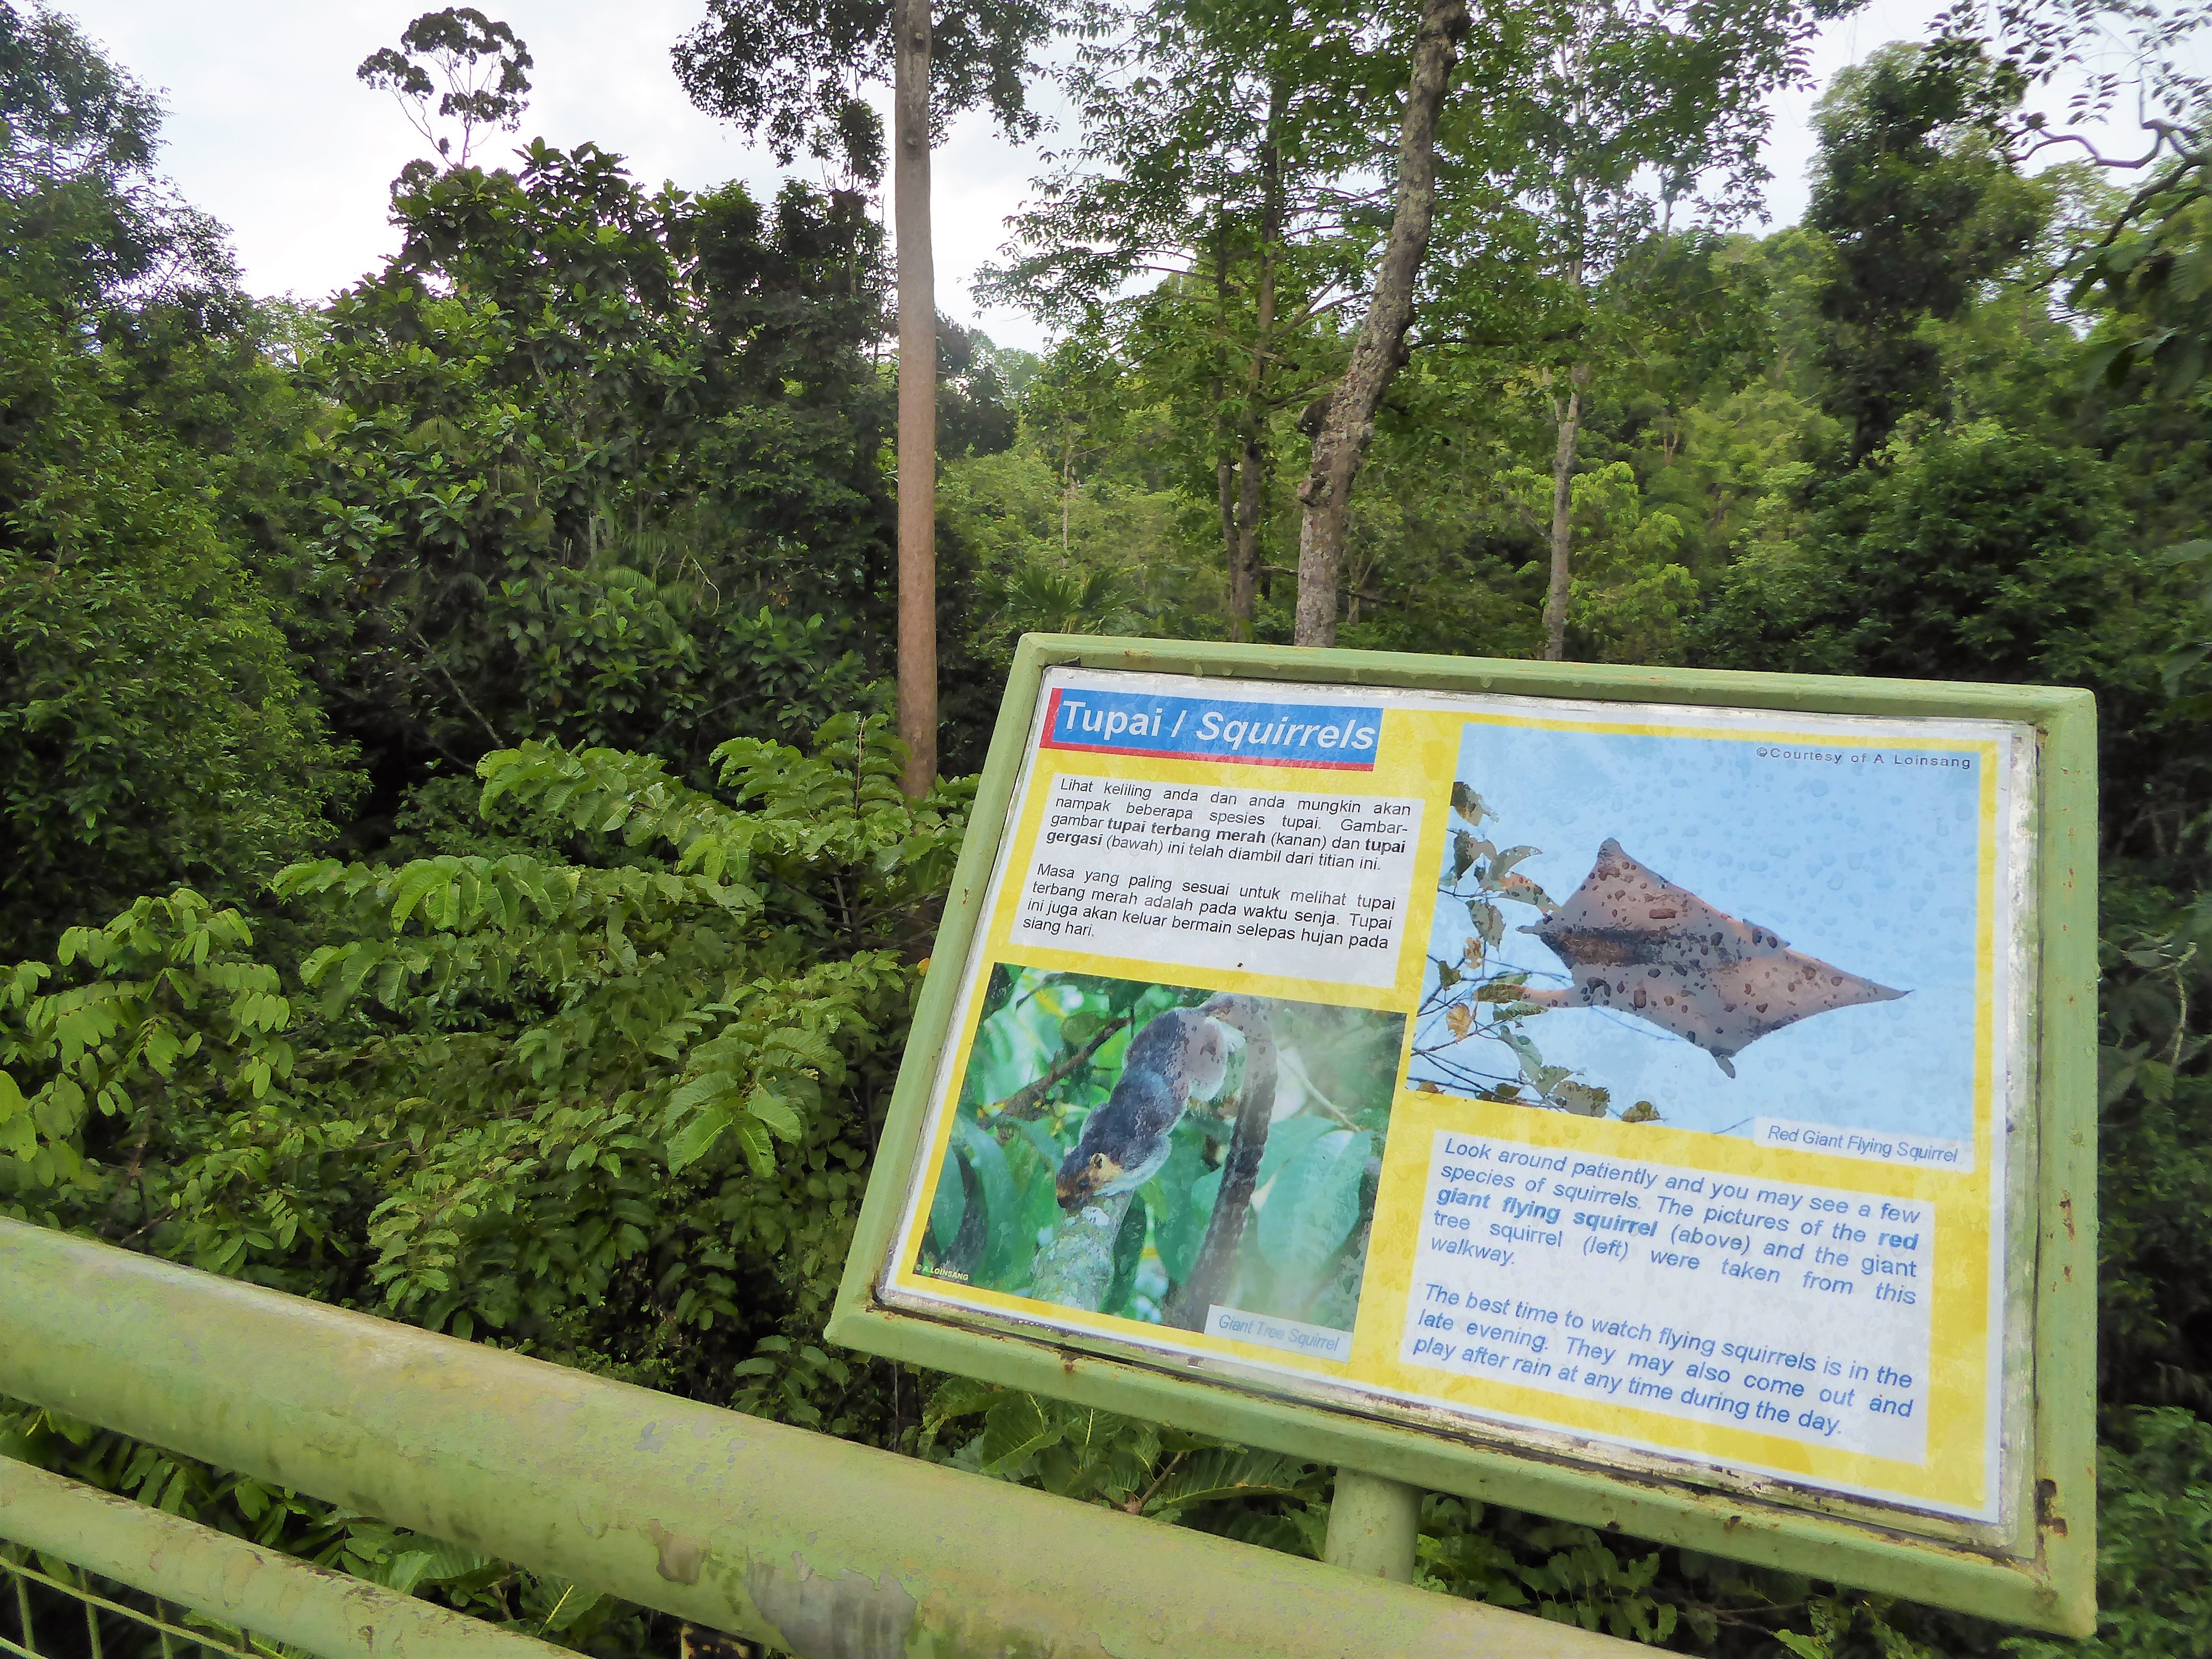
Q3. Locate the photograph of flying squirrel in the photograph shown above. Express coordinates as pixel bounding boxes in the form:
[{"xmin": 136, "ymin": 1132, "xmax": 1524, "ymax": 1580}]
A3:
[{"xmin": 1519, "ymin": 839, "xmax": 1907, "ymax": 1077}]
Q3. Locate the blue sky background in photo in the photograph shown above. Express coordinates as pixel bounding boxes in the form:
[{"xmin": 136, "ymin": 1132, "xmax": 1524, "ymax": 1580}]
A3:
[{"xmin": 1408, "ymin": 721, "xmax": 1990, "ymax": 1141}]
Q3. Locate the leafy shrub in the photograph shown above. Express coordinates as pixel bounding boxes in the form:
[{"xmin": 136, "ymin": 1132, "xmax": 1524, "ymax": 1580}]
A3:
[{"xmin": 1, "ymin": 713, "xmax": 961, "ymax": 1406}]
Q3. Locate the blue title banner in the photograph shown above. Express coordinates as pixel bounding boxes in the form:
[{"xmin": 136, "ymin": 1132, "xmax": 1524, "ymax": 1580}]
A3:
[{"xmin": 1040, "ymin": 685, "xmax": 1380, "ymax": 770}]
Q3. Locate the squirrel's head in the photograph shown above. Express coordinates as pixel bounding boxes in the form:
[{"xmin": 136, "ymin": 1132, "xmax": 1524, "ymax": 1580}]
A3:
[{"xmin": 1055, "ymin": 1147, "xmax": 1123, "ymax": 1212}]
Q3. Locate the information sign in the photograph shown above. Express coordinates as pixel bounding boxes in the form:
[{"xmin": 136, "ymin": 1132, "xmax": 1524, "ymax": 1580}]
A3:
[{"xmin": 831, "ymin": 639, "xmax": 2096, "ymax": 1633}]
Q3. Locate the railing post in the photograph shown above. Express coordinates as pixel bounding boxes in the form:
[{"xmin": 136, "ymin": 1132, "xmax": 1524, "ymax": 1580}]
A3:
[{"xmin": 1322, "ymin": 1467, "xmax": 1422, "ymax": 1583}]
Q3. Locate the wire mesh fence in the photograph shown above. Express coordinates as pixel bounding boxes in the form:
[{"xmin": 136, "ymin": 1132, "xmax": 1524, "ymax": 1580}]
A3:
[{"xmin": 2, "ymin": 1542, "xmax": 283, "ymax": 1659}]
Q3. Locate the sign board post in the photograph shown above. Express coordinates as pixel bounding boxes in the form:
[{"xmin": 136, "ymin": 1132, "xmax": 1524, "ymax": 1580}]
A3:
[{"xmin": 830, "ymin": 637, "xmax": 2096, "ymax": 1635}]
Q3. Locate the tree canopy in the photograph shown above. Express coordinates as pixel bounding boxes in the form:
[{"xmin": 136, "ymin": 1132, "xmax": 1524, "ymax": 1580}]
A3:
[{"xmin": 5, "ymin": 1, "xmax": 2212, "ymax": 1654}]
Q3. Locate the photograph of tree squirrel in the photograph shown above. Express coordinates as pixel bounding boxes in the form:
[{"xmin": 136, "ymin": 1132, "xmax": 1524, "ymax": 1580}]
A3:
[{"xmin": 916, "ymin": 968, "xmax": 1405, "ymax": 1335}]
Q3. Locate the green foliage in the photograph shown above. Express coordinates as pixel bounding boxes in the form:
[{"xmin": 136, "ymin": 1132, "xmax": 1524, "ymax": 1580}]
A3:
[
  {"xmin": 0, "ymin": 4, "xmax": 355, "ymax": 958},
  {"xmin": 920, "ymin": 1377, "xmax": 1867, "ymax": 1648},
  {"xmin": 923, "ymin": 1377, "xmax": 1330, "ymax": 1541},
  {"xmin": 303, "ymin": 141, "xmax": 896, "ymax": 798},
  {"xmin": 2096, "ymin": 881, "xmax": 2212, "ymax": 1414},
  {"xmin": 1697, "ymin": 422, "xmax": 2149, "ymax": 686},
  {"xmin": 1506, "ymin": 458, "xmax": 1700, "ymax": 663},
  {"xmin": 0, "ymin": 712, "xmax": 971, "ymax": 1647},
  {"xmin": 1805, "ymin": 44, "xmax": 2041, "ymax": 460},
  {"xmin": 1693, "ymin": 421, "xmax": 2195, "ymax": 840},
  {"xmin": 0, "ymin": 716, "xmax": 960, "ymax": 1381},
  {"xmin": 2008, "ymin": 1408, "xmax": 2212, "ymax": 1658},
  {"xmin": 2077, "ymin": 188, "xmax": 2212, "ymax": 398}
]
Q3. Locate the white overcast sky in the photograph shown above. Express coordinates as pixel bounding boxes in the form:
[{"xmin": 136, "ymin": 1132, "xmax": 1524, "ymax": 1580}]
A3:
[{"xmin": 60, "ymin": 0, "xmax": 2158, "ymax": 351}]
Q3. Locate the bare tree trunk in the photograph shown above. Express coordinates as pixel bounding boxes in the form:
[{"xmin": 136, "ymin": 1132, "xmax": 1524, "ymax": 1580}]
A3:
[
  {"xmin": 1222, "ymin": 92, "xmax": 1285, "ymax": 644},
  {"xmin": 1230, "ymin": 426, "xmax": 1265, "ymax": 629},
  {"xmin": 1163, "ymin": 1004, "xmax": 1276, "ymax": 1331},
  {"xmin": 1215, "ymin": 447, "xmax": 1243, "ymax": 635},
  {"xmin": 1208, "ymin": 226, "xmax": 1248, "ymax": 640},
  {"xmin": 894, "ymin": 0, "xmax": 936, "ymax": 795},
  {"xmin": 1542, "ymin": 367, "xmax": 1587, "ymax": 662},
  {"xmin": 1292, "ymin": 0, "xmax": 1469, "ymax": 648}
]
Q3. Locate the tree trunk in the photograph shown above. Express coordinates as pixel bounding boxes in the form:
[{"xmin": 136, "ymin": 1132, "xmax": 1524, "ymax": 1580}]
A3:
[
  {"xmin": 1541, "ymin": 368, "xmax": 1587, "ymax": 662},
  {"xmin": 1208, "ymin": 228, "xmax": 1247, "ymax": 640},
  {"xmin": 1163, "ymin": 1002, "xmax": 1276, "ymax": 1332},
  {"xmin": 1291, "ymin": 0, "xmax": 1470, "ymax": 648},
  {"xmin": 1215, "ymin": 448, "xmax": 1242, "ymax": 635},
  {"xmin": 894, "ymin": 0, "xmax": 936, "ymax": 795},
  {"xmin": 1221, "ymin": 91, "xmax": 1285, "ymax": 644},
  {"xmin": 1230, "ymin": 425, "xmax": 1265, "ymax": 630}
]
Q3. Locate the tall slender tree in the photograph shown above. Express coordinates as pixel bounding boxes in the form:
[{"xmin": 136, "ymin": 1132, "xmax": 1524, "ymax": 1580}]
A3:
[
  {"xmin": 1291, "ymin": 0, "xmax": 1472, "ymax": 646},
  {"xmin": 985, "ymin": 0, "xmax": 1493, "ymax": 642},
  {"xmin": 355, "ymin": 8, "xmax": 534, "ymax": 172},
  {"xmin": 1489, "ymin": 0, "xmax": 1837, "ymax": 660},
  {"xmin": 981, "ymin": 0, "xmax": 1403, "ymax": 640},
  {"xmin": 674, "ymin": 0, "xmax": 1053, "ymax": 792}
]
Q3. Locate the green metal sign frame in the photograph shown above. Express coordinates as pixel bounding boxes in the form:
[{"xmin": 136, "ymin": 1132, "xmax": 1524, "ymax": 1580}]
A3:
[{"xmin": 830, "ymin": 635, "xmax": 2098, "ymax": 1635}]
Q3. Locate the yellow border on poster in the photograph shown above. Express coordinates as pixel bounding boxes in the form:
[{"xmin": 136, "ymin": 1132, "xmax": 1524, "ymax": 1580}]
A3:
[
  {"xmin": 828, "ymin": 636, "xmax": 2099, "ymax": 1635},
  {"xmin": 884, "ymin": 696, "xmax": 2005, "ymax": 1517}
]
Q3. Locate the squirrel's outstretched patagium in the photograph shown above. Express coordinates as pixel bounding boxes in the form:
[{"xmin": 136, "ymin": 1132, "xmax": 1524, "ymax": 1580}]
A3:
[{"xmin": 1519, "ymin": 838, "xmax": 1905, "ymax": 1076}]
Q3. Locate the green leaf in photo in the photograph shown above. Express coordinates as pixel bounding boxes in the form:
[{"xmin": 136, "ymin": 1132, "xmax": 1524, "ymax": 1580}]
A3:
[
  {"xmin": 1258, "ymin": 1129, "xmax": 1370, "ymax": 1278},
  {"xmin": 1103, "ymin": 1192, "xmax": 1147, "ymax": 1316},
  {"xmin": 956, "ymin": 1115, "xmax": 1024, "ymax": 1283},
  {"xmin": 929, "ymin": 1147, "xmax": 968, "ymax": 1251},
  {"xmin": 1256, "ymin": 1115, "xmax": 1335, "ymax": 1187},
  {"xmin": 1144, "ymin": 1133, "xmax": 1212, "ymax": 1285}
]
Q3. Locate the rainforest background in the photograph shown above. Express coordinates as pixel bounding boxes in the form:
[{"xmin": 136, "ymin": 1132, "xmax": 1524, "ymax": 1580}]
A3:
[{"xmin": 2, "ymin": 0, "xmax": 2210, "ymax": 1652}]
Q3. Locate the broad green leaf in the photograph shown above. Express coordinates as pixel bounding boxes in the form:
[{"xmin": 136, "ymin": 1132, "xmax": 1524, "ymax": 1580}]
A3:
[
  {"xmin": 1102, "ymin": 1192, "xmax": 1147, "ymax": 1316},
  {"xmin": 928, "ymin": 1148, "xmax": 969, "ymax": 1251},
  {"xmin": 665, "ymin": 1104, "xmax": 733, "ymax": 1171},
  {"xmin": 976, "ymin": 1393, "xmax": 1062, "ymax": 1475},
  {"xmin": 746, "ymin": 1088, "xmax": 804, "ymax": 1142},
  {"xmin": 957, "ymin": 1116, "xmax": 1025, "ymax": 1283},
  {"xmin": 1255, "ymin": 1115, "xmax": 1334, "ymax": 1187},
  {"xmin": 1142, "ymin": 1133, "xmax": 1212, "ymax": 1285}
]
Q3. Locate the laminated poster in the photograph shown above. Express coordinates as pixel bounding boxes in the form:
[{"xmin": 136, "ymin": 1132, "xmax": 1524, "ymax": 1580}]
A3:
[{"xmin": 880, "ymin": 666, "xmax": 2036, "ymax": 1523}]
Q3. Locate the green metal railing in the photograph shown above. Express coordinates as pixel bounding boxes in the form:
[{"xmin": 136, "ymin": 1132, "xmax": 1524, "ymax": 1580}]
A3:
[
  {"xmin": 0, "ymin": 1220, "xmax": 1638, "ymax": 1659},
  {"xmin": 5, "ymin": 1540, "xmax": 267, "ymax": 1659},
  {"xmin": 0, "ymin": 1457, "xmax": 563, "ymax": 1659},
  {"xmin": 4, "ymin": 1529, "xmax": 278, "ymax": 1659}
]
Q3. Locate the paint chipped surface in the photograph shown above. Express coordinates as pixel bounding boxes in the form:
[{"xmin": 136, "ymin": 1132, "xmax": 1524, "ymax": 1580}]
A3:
[
  {"xmin": 745, "ymin": 1554, "xmax": 919, "ymax": 1659},
  {"xmin": 647, "ymin": 1521, "xmax": 707, "ymax": 1585}
]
